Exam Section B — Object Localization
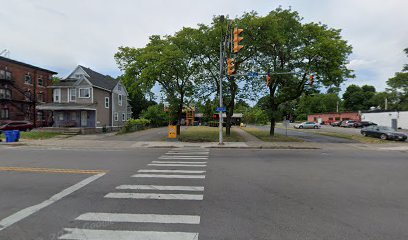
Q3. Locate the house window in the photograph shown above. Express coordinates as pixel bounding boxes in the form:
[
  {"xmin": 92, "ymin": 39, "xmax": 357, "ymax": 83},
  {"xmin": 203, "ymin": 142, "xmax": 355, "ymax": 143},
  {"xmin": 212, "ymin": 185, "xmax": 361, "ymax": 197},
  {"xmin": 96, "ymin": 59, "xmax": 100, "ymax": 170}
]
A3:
[
  {"xmin": 105, "ymin": 97, "xmax": 109, "ymax": 108},
  {"xmin": 114, "ymin": 112, "xmax": 118, "ymax": 121},
  {"xmin": 38, "ymin": 76, "xmax": 44, "ymax": 86},
  {"xmin": 79, "ymin": 88, "xmax": 90, "ymax": 98},
  {"xmin": 0, "ymin": 89, "xmax": 11, "ymax": 99},
  {"xmin": 70, "ymin": 88, "xmax": 76, "ymax": 102},
  {"xmin": 118, "ymin": 94, "xmax": 123, "ymax": 106},
  {"xmin": 118, "ymin": 84, "xmax": 122, "ymax": 91},
  {"xmin": 328, "ymin": 117, "xmax": 333, "ymax": 121},
  {"xmin": 122, "ymin": 113, "xmax": 126, "ymax": 121},
  {"xmin": 37, "ymin": 93, "xmax": 44, "ymax": 102},
  {"xmin": 335, "ymin": 117, "xmax": 340, "ymax": 121},
  {"xmin": 59, "ymin": 112, "xmax": 64, "ymax": 120},
  {"xmin": 0, "ymin": 108, "xmax": 9, "ymax": 119},
  {"xmin": 0, "ymin": 70, "xmax": 4, "ymax": 79},
  {"xmin": 71, "ymin": 112, "xmax": 77, "ymax": 121},
  {"xmin": 53, "ymin": 89, "xmax": 61, "ymax": 102},
  {"xmin": 24, "ymin": 74, "xmax": 32, "ymax": 84}
]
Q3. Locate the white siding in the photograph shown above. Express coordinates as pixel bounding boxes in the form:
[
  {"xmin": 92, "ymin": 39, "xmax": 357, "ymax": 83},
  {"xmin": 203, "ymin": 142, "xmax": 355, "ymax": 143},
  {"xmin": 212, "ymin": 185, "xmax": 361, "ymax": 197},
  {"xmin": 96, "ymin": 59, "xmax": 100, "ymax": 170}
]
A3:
[{"xmin": 361, "ymin": 111, "xmax": 408, "ymax": 129}]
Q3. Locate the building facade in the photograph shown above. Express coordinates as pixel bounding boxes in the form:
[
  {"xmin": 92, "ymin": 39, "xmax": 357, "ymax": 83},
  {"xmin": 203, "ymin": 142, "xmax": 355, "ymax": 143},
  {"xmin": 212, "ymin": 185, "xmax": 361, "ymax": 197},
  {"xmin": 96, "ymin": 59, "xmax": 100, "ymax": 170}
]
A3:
[
  {"xmin": 361, "ymin": 111, "xmax": 408, "ymax": 130},
  {"xmin": 0, "ymin": 56, "xmax": 57, "ymax": 126},
  {"xmin": 307, "ymin": 112, "xmax": 360, "ymax": 124},
  {"xmin": 37, "ymin": 65, "xmax": 129, "ymax": 128}
]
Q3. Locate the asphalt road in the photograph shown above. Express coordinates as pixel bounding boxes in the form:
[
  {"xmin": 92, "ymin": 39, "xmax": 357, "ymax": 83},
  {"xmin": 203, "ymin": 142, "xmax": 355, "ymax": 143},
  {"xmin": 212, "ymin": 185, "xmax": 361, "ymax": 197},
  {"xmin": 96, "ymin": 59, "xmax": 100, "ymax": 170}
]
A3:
[
  {"xmin": 0, "ymin": 146, "xmax": 407, "ymax": 239},
  {"xmin": 252, "ymin": 125, "xmax": 359, "ymax": 143}
]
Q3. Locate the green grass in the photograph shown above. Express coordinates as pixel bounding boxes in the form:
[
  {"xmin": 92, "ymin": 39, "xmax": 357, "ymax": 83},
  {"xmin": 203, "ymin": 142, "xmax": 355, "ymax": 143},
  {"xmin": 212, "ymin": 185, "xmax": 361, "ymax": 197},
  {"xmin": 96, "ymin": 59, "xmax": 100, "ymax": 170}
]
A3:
[
  {"xmin": 242, "ymin": 127, "xmax": 304, "ymax": 142},
  {"xmin": 19, "ymin": 131, "xmax": 61, "ymax": 140},
  {"xmin": 178, "ymin": 126, "xmax": 244, "ymax": 142}
]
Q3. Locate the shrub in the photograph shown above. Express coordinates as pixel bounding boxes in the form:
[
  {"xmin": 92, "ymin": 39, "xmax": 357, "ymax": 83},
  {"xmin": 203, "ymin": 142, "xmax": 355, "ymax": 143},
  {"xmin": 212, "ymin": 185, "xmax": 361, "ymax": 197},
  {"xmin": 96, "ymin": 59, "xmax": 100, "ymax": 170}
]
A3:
[{"xmin": 121, "ymin": 118, "xmax": 151, "ymax": 133}]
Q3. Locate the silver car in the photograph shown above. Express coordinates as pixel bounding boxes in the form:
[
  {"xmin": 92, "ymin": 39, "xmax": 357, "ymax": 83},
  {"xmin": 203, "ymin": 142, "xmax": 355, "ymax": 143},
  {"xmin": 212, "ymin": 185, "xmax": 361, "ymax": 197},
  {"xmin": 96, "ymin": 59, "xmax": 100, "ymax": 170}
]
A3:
[{"xmin": 294, "ymin": 122, "xmax": 320, "ymax": 129}]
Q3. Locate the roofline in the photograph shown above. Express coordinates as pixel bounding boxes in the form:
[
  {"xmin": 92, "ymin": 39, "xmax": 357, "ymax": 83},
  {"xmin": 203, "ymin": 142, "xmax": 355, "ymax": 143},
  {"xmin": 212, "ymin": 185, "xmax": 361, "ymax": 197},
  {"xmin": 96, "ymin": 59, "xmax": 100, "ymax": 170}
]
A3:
[{"xmin": 0, "ymin": 56, "xmax": 57, "ymax": 74}]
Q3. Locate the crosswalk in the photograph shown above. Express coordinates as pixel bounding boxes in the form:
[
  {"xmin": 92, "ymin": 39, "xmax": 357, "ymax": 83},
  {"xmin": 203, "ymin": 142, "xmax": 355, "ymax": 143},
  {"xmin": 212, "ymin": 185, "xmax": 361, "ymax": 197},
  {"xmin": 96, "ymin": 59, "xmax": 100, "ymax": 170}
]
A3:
[{"xmin": 58, "ymin": 147, "xmax": 209, "ymax": 240}]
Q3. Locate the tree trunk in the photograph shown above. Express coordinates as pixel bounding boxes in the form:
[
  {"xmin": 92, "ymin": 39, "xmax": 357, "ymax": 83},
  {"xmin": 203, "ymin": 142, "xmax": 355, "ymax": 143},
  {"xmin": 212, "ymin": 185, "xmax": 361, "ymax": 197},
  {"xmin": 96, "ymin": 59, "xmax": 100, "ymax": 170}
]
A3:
[
  {"xmin": 176, "ymin": 94, "xmax": 184, "ymax": 135},
  {"xmin": 270, "ymin": 117, "xmax": 276, "ymax": 136},
  {"xmin": 269, "ymin": 102, "xmax": 278, "ymax": 136}
]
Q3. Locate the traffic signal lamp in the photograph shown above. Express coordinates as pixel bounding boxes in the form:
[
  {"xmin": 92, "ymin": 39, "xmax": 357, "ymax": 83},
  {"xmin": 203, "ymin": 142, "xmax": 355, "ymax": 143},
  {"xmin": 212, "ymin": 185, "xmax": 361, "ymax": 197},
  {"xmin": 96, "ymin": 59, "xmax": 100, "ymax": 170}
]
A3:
[
  {"xmin": 233, "ymin": 28, "xmax": 244, "ymax": 53},
  {"xmin": 310, "ymin": 75, "xmax": 315, "ymax": 86},
  {"xmin": 227, "ymin": 58, "xmax": 236, "ymax": 75}
]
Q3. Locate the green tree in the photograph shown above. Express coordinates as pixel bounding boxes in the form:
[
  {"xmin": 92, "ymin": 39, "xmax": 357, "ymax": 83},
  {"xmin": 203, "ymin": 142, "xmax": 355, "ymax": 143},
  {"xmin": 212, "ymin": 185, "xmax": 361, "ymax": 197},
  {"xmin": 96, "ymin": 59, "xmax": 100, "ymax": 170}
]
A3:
[
  {"xmin": 387, "ymin": 48, "xmax": 408, "ymax": 110},
  {"xmin": 115, "ymin": 32, "xmax": 198, "ymax": 134},
  {"xmin": 141, "ymin": 104, "xmax": 168, "ymax": 127},
  {"xmin": 343, "ymin": 84, "xmax": 377, "ymax": 111},
  {"xmin": 239, "ymin": 8, "xmax": 353, "ymax": 135}
]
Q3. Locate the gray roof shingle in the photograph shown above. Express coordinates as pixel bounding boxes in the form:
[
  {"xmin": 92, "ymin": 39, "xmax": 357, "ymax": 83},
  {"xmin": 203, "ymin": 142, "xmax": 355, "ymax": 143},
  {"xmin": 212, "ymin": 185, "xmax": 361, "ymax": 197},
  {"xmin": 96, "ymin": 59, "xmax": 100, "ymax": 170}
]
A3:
[{"xmin": 79, "ymin": 66, "xmax": 119, "ymax": 91}]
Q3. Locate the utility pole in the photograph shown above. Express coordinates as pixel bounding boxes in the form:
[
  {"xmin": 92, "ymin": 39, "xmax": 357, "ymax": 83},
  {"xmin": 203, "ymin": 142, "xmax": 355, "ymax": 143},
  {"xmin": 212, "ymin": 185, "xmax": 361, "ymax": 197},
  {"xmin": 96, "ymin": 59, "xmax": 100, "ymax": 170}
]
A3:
[
  {"xmin": 218, "ymin": 15, "xmax": 225, "ymax": 145},
  {"xmin": 336, "ymin": 101, "xmax": 339, "ymax": 113},
  {"xmin": 385, "ymin": 98, "xmax": 388, "ymax": 110}
]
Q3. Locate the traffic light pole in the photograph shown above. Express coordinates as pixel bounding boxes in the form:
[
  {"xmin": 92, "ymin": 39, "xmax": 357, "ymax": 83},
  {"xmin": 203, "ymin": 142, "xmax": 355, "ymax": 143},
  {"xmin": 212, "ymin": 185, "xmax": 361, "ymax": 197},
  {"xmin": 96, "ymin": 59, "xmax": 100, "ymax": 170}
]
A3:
[{"xmin": 218, "ymin": 41, "xmax": 224, "ymax": 145}]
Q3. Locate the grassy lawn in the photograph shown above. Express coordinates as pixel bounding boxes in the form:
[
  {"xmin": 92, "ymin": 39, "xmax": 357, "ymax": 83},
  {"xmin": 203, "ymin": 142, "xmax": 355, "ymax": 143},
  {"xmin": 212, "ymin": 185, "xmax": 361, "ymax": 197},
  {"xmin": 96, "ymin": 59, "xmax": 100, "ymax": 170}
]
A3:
[
  {"xmin": 19, "ymin": 131, "xmax": 61, "ymax": 140},
  {"xmin": 242, "ymin": 127, "xmax": 303, "ymax": 142},
  {"xmin": 178, "ymin": 126, "xmax": 244, "ymax": 142}
]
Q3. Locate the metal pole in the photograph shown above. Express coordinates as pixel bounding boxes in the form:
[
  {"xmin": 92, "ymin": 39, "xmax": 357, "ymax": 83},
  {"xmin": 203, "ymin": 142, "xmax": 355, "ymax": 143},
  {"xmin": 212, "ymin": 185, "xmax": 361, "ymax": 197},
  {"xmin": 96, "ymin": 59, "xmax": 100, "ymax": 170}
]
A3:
[{"xmin": 219, "ymin": 41, "xmax": 224, "ymax": 145}]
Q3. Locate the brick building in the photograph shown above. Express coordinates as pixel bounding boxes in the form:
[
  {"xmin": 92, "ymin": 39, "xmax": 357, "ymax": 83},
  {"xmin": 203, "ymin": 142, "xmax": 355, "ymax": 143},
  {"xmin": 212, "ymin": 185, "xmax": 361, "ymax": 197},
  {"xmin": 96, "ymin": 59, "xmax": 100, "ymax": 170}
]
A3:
[
  {"xmin": 0, "ymin": 56, "xmax": 57, "ymax": 126},
  {"xmin": 307, "ymin": 112, "xmax": 361, "ymax": 124}
]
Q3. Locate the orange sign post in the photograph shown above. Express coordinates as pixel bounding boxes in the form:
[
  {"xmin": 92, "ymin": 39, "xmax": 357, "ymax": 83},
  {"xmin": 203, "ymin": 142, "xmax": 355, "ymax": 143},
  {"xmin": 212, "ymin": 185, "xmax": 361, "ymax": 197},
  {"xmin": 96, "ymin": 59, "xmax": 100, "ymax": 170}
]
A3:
[{"xmin": 168, "ymin": 125, "xmax": 177, "ymax": 139}]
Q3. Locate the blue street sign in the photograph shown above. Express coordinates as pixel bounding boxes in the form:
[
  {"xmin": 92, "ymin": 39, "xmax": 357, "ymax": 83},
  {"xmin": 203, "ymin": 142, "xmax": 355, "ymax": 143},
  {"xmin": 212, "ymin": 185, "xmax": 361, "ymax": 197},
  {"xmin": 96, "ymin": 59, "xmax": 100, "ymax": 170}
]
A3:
[{"xmin": 216, "ymin": 107, "xmax": 226, "ymax": 112}]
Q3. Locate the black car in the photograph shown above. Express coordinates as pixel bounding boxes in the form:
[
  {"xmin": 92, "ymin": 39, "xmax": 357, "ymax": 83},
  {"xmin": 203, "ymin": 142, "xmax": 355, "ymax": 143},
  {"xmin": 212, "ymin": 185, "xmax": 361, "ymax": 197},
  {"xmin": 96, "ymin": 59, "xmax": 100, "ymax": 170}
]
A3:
[
  {"xmin": 361, "ymin": 125, "xmax": 407, "ymax": 141},
  {"xmin": 331, "ymin": 121, "xmax": 343, "ymax": 127},
  {"xmin": 354, "ymin": 121, "xmax": 377, "ymax": 128}
]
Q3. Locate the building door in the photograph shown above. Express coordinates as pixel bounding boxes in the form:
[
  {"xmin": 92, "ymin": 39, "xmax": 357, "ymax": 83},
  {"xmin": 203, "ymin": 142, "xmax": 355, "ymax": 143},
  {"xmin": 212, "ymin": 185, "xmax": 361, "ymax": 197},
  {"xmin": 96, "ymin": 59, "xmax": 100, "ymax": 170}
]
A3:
[
  {"xmin": 391, "ymin": 119, "xmax": 398, "ymax": 130},
  {"xmin": 81, "ymin": 111, "xmax": 87, "ymax": 127}
]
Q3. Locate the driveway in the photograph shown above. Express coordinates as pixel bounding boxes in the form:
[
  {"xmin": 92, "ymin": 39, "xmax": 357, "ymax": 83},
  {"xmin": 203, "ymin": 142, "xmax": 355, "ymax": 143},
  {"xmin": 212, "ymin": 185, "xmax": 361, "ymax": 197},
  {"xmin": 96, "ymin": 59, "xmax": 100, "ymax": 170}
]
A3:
[{"xmin": 101, "ymin": 127, "xmax": 168, "ymax": 141}]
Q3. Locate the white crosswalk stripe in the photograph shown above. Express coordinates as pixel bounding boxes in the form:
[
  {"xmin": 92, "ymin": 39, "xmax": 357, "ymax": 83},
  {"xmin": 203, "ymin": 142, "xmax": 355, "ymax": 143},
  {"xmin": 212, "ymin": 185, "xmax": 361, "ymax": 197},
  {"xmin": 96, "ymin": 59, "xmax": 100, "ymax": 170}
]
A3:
[
  {"xmin": 132, "ymin": 174, "xmax": 205, "ymax": 179},
  {"xmin": 105, "ymin": 193, "xmax": 204, "ymax": 200},
  {"xmin": 59, "ymin": 228, "xmax": 199, "ymax": 240},
  {"xmin": 76, "ymin": 213, "xmax": 200, "ymax": 224},
  {"xmin": 152, "ymin": 161, "xmax": 207, "ymax": 164},
  {"xmin": 57, "ymin": 147, "xmax": 208, "ymax": 240},
  {"xmin": 148, "ymin": 164, "xmax": 207, "ymax": 167},
  {"xmin": 138, "ymin": 169, "xmax": 206, "ymax": 173},
  {"xmin": 116, "ymin": 185, "xmax": 204, "ymax": 191}
]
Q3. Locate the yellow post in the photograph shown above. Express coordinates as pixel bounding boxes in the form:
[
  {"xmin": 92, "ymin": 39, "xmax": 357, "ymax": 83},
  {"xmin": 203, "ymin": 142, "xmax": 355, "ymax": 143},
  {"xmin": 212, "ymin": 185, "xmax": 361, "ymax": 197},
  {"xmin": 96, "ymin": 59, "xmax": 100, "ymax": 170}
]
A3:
[{"xmin": 168, "ymin": 125, "xmax": 177, "ymax": 139}]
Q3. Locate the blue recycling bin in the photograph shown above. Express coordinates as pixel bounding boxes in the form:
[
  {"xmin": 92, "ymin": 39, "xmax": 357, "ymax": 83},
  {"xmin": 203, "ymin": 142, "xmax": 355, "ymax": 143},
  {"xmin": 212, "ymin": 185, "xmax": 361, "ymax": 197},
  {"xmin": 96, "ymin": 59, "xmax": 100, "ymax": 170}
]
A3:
[
  {"xmin": 13, "ymin": 130, "xmax": 20, "ymax": 142},
  {"xmin": 4, "ymin": 131, "xmax": 14, "ymax": 142}
]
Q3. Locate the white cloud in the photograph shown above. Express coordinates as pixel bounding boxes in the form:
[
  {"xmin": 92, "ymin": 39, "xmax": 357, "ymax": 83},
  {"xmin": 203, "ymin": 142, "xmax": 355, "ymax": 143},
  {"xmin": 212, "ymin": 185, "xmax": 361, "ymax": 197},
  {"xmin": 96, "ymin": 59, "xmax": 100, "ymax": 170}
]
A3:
[{"xmin": 0, "ymin": 0, "xmax": 406, "ymax": 94}]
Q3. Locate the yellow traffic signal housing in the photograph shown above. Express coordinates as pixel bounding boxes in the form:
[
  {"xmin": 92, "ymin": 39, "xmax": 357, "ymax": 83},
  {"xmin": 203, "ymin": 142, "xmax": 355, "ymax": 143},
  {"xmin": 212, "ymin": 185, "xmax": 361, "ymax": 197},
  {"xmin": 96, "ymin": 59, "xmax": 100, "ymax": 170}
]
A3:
[
  {"xmin": 227, "ymin": 58, "xmax": 236, "ymax": 75},
  {"xmin": 310, "ymin": 75, "xmax": 315, "ymax": 86},
  {"xmin": 233, "ymin": 28, "xmax": 244, "ymax": 53},
  {"xmin": 266, "ymin": 72, "xmax": 271, "ymax": 86}
]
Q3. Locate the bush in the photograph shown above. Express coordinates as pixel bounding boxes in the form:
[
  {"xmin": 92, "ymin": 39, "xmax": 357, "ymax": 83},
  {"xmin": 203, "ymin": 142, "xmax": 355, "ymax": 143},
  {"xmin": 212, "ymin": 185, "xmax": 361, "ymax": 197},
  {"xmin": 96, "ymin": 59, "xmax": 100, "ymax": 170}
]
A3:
[
  {"xmin": 121, "ymin": 118, "xmax": 151, "ymax": 133},
  {"xmin": 141, "ymin": 104, "xmax": 169, "ymax": 127}
]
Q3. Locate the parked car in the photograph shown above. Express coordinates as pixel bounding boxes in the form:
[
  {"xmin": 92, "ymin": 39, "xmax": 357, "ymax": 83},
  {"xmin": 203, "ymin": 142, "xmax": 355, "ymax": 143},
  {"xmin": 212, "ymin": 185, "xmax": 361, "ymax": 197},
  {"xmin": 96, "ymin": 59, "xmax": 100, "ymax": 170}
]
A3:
[
  {"xmin": 340, "ymin": 120, "xmax": 357, "ymax": 128},
  {"xmin": 354, "ymin": 121, "xmax": 377, "ymax": 128},
  {"xmin": 294, "ymin": 122, "xmax": 320, "ymax": 129},
  {"xmin": 361, "ymin": 125, "xmax": 407, "ymax": 141},
  {"xmin": 330, "ymin": 121, "xmax": 343, "ymax": 127},
  {"xmin": 0, "ymin": 121, "xmax": 34, "ymax": 132}
]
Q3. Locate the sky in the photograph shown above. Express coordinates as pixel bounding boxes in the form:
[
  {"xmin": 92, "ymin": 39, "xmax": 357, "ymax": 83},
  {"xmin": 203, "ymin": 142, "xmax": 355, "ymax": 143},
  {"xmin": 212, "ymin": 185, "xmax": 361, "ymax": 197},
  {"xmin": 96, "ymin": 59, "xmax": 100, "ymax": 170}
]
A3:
[{"xmin": 0, "ymin": 0, "xmax": 407, "ymax": 97}]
